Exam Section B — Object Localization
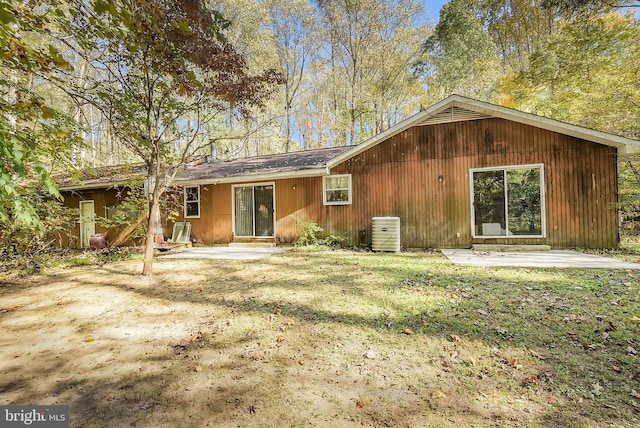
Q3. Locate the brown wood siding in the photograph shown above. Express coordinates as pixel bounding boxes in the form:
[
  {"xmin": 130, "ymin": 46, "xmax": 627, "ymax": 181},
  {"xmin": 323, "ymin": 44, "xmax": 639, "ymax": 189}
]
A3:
[
  {"xmin": 89, "ymin": 117, "xmax": 618, "ymax": 249},
  {"xmin": 61, "ymin": 188, "xmax": 125, "ymax": 247},
  {"xmin": 327, "ymin": 118, "xmax": 618, "ymax": 249},
  {"xmin": 177, "ymin": 183, "xmax": 234, "ymax": 244}
]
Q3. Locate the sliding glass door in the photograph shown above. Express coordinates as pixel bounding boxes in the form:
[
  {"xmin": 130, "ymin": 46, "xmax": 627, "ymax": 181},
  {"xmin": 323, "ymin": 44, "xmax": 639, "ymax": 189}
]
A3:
[
  {"xmin": 233, "ymin": 184, "xmax": 275, "ymax": 237},
  {"xmin": 471, "ymin": 165, "xmax": 545, "ymax": 238}
]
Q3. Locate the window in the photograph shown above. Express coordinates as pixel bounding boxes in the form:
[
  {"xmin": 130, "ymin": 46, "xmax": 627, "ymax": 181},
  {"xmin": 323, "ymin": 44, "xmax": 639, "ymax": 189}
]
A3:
[
  {"xmin": 323, "ymin": 174, "xmax": 352, "ymax": 205},
  {"xmin": 471, "ymin": 164, "xmax": 545, "ymax": 238},
  {"xmin": 184, "ymin": 186, "xmax": 200, "ymax": 218}
]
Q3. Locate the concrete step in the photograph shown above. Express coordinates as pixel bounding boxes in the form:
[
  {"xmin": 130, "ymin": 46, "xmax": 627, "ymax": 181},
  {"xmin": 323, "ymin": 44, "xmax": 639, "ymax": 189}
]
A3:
[
  {"xmin": 228, "ymin": 242, "xmax": 276, "ymax": 249},
  {"xmin": 472, "ymin": 244, "xmax": 551, "ymax": 252}
]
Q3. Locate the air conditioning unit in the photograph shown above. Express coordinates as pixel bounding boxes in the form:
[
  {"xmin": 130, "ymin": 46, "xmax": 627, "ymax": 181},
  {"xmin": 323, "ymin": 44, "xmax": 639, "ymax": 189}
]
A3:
[{"xmin": 372, "ymin": 217, "xmax": 400, "ymax": 252}]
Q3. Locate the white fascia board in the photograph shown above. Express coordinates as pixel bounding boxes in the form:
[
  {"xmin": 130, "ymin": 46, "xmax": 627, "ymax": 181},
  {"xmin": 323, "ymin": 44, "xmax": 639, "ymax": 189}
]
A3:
[
  {"xmin": 448, "ymin": 97, "xmax": 640, "ymax": 154},
  {"xmin": 173, "ymin": 167, "xmax": 330, "ymax": 186}
]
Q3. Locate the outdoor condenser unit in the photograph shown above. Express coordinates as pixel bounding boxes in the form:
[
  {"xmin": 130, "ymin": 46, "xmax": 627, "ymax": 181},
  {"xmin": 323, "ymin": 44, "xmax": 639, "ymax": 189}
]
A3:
[{"xmin": 371, "ymin": 217, "xmax": 401, "ymax": 252}]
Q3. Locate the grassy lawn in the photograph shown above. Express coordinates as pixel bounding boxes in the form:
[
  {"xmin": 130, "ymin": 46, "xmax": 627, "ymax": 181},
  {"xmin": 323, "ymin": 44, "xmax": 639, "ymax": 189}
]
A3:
[{"xmin": 1, "ymin": 249, "xmax": 639, "ymax": 427}]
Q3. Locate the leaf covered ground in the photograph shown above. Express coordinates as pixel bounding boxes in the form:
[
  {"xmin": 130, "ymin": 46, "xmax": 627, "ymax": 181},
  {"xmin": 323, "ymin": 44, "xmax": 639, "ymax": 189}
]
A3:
[{"xmin": 1, "ymin": 249, "xmax": 639, "ymax": 427}]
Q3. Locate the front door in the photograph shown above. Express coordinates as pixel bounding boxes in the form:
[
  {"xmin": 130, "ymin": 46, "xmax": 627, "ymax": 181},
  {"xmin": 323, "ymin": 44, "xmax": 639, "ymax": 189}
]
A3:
[
  {"xmin": 79, "ymin": 200, "xmax": 96, "ymax": 247},
  {"xmin": 233, "ymin": 184, "xmax": 275, "ymax": 237}
]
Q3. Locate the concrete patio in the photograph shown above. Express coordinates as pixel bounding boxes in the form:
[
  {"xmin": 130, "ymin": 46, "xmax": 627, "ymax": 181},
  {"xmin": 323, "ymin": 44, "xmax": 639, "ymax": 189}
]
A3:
[{"xmin": 441, "ymin": 249, "xmax": 640, "ymax": 269}]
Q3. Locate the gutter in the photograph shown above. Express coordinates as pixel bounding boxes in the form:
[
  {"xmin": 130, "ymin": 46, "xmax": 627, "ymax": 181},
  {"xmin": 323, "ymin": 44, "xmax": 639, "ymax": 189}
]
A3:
[
  {"xmin": 171, "ymin": 167, "xmax": 331, "ymax": 186},
  {"xmin": 58, "ymin": 180, "xmax": 133, "ymax": 192}
]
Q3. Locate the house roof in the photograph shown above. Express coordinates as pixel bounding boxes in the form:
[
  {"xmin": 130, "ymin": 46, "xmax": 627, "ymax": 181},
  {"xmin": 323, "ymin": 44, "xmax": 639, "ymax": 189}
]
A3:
[
  {"xmin": 57, "ymin": 163, "xmax": 148, "ymax": 191},
  {"xmin": 58, "ymin": 147, "xmax": 351, "ymax": 190},
  {"xmin": 58, "ymin": 95, "xmax": 640, "ymax": 191},
  {"xmin": 327, "ymin": 94, "xmax": 640, "ymax": 167},
  {"xmin": 175, "ymin": 146, "xmax": 351, "ymax": 184}
]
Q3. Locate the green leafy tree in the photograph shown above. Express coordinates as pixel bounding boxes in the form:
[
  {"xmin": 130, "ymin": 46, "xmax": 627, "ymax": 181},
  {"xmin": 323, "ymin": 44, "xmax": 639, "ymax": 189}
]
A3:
[
  {"xmin": 316, "ymin": 0, "xmax": 426, "ymax": 144},
  {"xmin": 264, "ymin": 0, "xmax": 319, "ymax": 151},
  {"xmin": 0, "ymin": 1, "xmax": 76, "ymax": 229},
  {"xmin": 65, "ymin": 0, "xmax": 283, "ymax": 275},
  {"xmin": 419, "ymin": 0, "xmax": 501, "ymax": 101}
]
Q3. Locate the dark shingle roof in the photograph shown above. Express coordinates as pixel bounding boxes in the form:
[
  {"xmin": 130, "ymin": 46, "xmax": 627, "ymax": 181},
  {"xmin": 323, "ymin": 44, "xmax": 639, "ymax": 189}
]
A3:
[
  {"xmin": 56, "ymin": 146, "xmax": 353, "ymax": 190},
  {"xmin": 177, "ymin": 146, "xmax": 351, "ymax": 182},
  {"xmin": 56, "ymin": 163, "xmax": 148, "ymax": 190}
]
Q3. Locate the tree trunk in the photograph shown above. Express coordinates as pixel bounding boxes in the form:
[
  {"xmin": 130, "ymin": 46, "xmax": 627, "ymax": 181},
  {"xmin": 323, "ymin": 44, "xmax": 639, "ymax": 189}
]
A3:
[
  {"xmin": 142, "ymin": 197, "xmax": 156, "ymax": 276},
  {"xmin": 142, "ymin": 171, "xmax": 162, "ymax": 276}
]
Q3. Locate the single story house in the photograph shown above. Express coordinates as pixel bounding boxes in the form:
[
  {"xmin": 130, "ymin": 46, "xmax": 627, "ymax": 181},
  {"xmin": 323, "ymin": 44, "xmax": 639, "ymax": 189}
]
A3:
[{"xmin": 58, "ymin": 95, "xmax": 640, "ymax": 249}]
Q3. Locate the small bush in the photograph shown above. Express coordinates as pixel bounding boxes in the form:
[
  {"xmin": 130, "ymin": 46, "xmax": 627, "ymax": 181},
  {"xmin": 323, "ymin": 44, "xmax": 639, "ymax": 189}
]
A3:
[
  {"xmin": 0, "ymin": 190, "xmax": 78, "ymax": 255},
  {"xmin": 295, "ymin": 220, "xmax": 344, "ymax": 248}
]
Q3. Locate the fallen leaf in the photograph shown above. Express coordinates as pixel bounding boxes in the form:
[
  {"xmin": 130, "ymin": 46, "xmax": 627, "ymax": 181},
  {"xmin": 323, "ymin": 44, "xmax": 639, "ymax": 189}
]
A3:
[
  {"xmin": 631, "ymin": 390, "xmax": 640, "ymax": 399},
  {"xmin": 463, "ymin": 356, "xmax": 476, "ymax": 366},
  {"xmin": 613, "ymin": 366, "xmax": 622, "ymax": 373},
  {"xmin": 139, "ymin": 398, "xmax": 157, "ymax": 410},
  {"xmin": 628, "ymin": 346, "xmax": 638, "ymax": 355},
  {"xmin": 477, "ymin": 309, "xmax": 489, "ymax": 316},
  {"xmin": 529, "ymin": 349, "xmax": 546, "ymax": 360},
  {"xmin": 248, "ymin": 404, "xmax": 256, "ymax": 414},
  {"xmin": 509, "ymin": 357, "xmax": 522, "ymax": 369},
  {"xmin": 363, "ymin": 350, "xmax": 378, "ymax": 360},
  {"xmin": 450, "ymin": 350, "xmax": 461, "ymax": 359},
  {"xmin": 402, "ymin": 328, "xmax": 413, "ymax": 335},
  {"xmin": 85, "ymin": 337, "xmax": 94, "ymax": 343},
  {"xmin": 448, "ymin": 334, "xmax": 462, "ymax": 343},
  {"xmin": 607, "ymin": 321, "xmax": 618, "ymax": 331},
  {"xmin": 431, "ymin": 390, "xmax": 446, "ymax": 399},
  {"xmin": 630, "ymin": 316, "xmax": 640, "ymax": 323},
  {"xmin": 356, "ymin": 398, "xmax": 372, "ymax": 408},
  {"xmin": 496, "ymin": 327, "xmax": 510, "ymax": 336},
  {"xmin": 195, "ymin": 365, "xmax": 202, "ymax": 372},
  {"xmin": 276, "ymin": 336, "xmax": 285, "ymax": 343},
  {"xmin": 522, "ymin": 375, "xmax": 540, "ymax": 386},
  {"xmin": 576, "ymin": 314, "xmax": 589, "ymax": 323},
  {"xmin": 591, "ymin": 383, "xmax": 603, "ymax": 396}
]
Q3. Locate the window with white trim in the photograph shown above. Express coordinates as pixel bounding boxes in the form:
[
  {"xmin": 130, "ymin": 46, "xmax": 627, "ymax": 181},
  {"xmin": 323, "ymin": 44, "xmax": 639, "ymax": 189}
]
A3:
[
  {"xmin": 471, "ymin": 164, "xmax": 545, "ymax": 237},
  {"xmin": 184, "ymin": 186, "xmax": 200, "ymax": 218},
  {"xmin": 323, "ymin": 174, "xmax": 352, "ymax": 205}
]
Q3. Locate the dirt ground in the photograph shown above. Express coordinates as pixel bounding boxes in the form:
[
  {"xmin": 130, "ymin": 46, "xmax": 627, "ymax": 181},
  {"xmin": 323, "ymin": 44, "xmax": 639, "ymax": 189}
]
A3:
[{"xmin": 1, "ymin": 251, "xmax": 638, "ymax": 427}]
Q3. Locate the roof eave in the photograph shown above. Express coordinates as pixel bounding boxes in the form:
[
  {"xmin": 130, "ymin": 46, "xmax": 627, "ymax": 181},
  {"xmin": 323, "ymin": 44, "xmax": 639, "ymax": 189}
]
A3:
[
  {"xmin": 173, "ymin": 167, "xmax": 330, "ymax": 186},
  {"xmin": 58, "ymin": 180, "xmax": 132, "ymax": 192},
  {"xmin": 447, "ymin": 97, "xmax": 640, "ymax": 155}
]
